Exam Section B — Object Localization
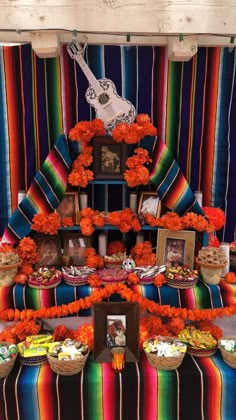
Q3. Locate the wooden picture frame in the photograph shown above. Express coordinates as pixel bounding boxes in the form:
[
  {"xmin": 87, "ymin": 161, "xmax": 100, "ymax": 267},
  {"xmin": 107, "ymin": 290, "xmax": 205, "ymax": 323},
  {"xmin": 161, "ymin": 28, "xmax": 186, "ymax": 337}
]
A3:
[
  {"xmin": 93, "ymin": 136, "xmax": 127, "ymax": 180},
  {"xmin": 93, "ymin": 302, "xmax": 140, "ymax": 363},
  {"xmin": 63, "ymin": 232, "xmax": 91, "ymax": 266},
  {"xmin": 56, "ymin": 192, "xmax": 80, "ymax": 224},
  {"xmin": 138, "ymin": 192, "xmax": 161, "ymax": 217},
  {"xmin": 156, "ymin": 229, "xmax": 196, "ymax": 269},
  {"xmin": 34, "ymin": 234, "xmax": 62, "ymax": 267}
]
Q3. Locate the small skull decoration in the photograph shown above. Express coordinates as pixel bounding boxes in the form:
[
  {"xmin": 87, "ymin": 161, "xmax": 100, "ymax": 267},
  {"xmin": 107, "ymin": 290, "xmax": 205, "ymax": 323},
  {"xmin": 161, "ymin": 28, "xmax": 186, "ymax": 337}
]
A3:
[{"xmin": 122, "ymin": 258, "xmax": 136, "ymax": 270}]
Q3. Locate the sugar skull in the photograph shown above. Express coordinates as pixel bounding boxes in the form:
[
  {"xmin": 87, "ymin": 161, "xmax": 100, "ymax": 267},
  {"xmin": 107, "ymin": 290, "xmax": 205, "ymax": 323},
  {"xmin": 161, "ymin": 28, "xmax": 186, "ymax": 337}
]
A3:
[{"xmin": 122, "ymin": 258, "xmax": 136, "ymax": 270}]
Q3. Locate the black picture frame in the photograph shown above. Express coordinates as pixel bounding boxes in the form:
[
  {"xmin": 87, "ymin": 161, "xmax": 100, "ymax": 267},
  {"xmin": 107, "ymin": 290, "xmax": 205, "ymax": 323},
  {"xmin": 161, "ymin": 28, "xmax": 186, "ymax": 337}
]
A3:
[
  {"xmin": 93, "ymin": 136, "xmax": 127, "ymax": 180},
  {"xmin": 93, "ymin": 302, "xmax": 140, "ymax": 363}
]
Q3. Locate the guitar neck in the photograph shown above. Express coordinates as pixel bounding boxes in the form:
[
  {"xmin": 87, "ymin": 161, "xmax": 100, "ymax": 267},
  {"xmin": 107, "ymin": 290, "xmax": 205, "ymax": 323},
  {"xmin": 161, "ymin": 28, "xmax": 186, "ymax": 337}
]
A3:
[{"xmin": 75, "ymin": 56, "xmax": 102, "ymax": 95}]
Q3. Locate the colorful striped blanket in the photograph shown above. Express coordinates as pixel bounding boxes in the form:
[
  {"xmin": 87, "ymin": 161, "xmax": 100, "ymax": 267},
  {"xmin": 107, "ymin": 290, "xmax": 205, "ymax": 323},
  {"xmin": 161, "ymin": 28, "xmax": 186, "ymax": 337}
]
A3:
[
  {"xmin": 0, "ymin": 352, "xmax": 236, "ymax": 420},
  {"xmin": 2, "ymin": 135, "xmax": 72, "ymax": 244},
  {"xmin": 150, "ymin": 138, "xmax": 204, "ymax": 215}
]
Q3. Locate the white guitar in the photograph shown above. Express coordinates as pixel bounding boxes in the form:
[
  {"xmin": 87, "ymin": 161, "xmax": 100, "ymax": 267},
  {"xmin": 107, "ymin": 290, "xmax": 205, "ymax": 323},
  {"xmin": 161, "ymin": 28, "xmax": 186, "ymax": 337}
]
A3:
[{"xmin": 66, "ymin": 41, "xmax": 137, "ymax": 134}]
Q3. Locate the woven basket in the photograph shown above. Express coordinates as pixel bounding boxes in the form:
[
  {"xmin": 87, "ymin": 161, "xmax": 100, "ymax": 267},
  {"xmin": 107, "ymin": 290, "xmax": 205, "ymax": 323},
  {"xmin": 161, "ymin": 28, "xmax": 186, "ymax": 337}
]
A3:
[
  {"xmin": 0, "ymin": 342, "xmax": 18, "ymax": 378},
  {"xmin": 104, "ymin": 260, "xmax": 124, "ymax": 269},
  {"xmin": 47, "ymin": 351, "xmax": 89, "ymax": 376},
  {"xmin": 144, "ymin": 350, "xmax": 185, "ymax": 370},
  {"xmin": 27, "ymin": 274, "xmax": 62, "ymax": 289},
  {"xmin": 187, "ymin": 345, "xmax": 218, "ymax": 358},
  {"xmin": 18, "ymin": 353, "xmax": 48, "ymax": 366},
  {"xmin": 63, "ymin": 273, "xmax": 88, "ymax": 286},
  {"xmin": 144, "ymin": 337, "xmax": 186, "ymax": 370},
  {"xmin": 219, "ymin": 336, "xmax": 236, "ymax": 368},
  {"xmin": 0, "ymin": 261, "xmax": 22, "ymax": 287},
  {"xmin": 167, "ymin": 276, "xmax": 199, "ymax": 289}
]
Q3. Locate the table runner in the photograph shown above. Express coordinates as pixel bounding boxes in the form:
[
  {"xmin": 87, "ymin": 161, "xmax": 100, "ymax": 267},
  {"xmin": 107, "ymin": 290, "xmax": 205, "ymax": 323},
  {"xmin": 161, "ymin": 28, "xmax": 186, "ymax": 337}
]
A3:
[
  {"xmin": 0, "ymin": 352, "xmax": 236, "ymax": 420},
  {"xmin": 0, "ymin": 281, "xmax": 235, "ymax": 313}
]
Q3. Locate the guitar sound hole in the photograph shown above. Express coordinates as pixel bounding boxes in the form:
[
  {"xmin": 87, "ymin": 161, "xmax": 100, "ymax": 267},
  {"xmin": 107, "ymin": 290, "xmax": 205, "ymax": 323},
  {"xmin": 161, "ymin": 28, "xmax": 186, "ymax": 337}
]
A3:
[{"xmin": 98, "ymin": 93, "xmax": 109, "ymax": 105}]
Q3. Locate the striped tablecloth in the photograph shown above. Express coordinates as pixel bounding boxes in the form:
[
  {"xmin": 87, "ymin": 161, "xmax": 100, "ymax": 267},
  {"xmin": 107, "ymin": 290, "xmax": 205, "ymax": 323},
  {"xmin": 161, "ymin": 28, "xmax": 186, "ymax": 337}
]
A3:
[
  {"xmin": 0, "ymin": 351, "xmax": 236, "ymax": 420},
  {"xmin": 0, "ymin": 280, "xmax": 235, "ymax": 313}
]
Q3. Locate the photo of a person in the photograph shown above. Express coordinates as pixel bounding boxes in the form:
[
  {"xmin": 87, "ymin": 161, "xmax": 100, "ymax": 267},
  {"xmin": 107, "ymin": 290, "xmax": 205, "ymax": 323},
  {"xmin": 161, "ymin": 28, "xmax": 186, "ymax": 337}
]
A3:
[
  {"xmin": 68, "ymin": 237, "xmax": 85, "ymax": 265},
  {"xmin": 165, "ymin": 239, "xmax": 185, "ymax": 267},
  {"xmin": 38, "ymin": 238, "xmax": 60, "ymax": 266},
  {"xmin": 101, "ymin": 145, "xmax": 121, "ymax": 173},
  {"xmin": 106, "ymin": 316, "xmax": 126, "ymax": 347},
  {"xmin": 140, "ymin": 194, "xmax": 159, "ymax": 216}
]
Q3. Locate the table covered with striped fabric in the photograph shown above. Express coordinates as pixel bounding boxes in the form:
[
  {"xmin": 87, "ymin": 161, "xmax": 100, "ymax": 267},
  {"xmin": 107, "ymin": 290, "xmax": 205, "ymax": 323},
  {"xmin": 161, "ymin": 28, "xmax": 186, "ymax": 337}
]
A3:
[
  {"xmin": 0, "ymin": 280, "xmax": 235, "ymax": 313},
  {"xmin": 0, "ymin": 351, "xmax": 236, "ymax": 420}
]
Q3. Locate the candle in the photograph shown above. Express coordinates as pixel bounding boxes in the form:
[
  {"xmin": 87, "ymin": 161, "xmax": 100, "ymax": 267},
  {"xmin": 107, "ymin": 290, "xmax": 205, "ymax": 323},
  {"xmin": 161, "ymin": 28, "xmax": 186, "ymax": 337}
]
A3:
[
  {"xmin": 18, "ymin": 190, "xmax": 26, "ymax": 205},
  {"xmin": 194, "ymin": 191, "xmax": 203, "ymax": 208},
  {"xmin": 220, "ymin": 242, "xmax": 230, "ymax": 276},
  {"xmin": 79, "ymin": 192, "xmax": 88, "ymax": 209},
  {"xmin": 111, "ymin": 347, "xmax": 125, "ymax": 372},
  {"xmin": 98, "ymin": 232, "xmax": 107, "ymax": 256},
  {"xmin": 129, "ymin": 193, "xmax": 137, "ymax": 213},
  {"xmin": 136, "ymin": 233, "xmax": 144, "ymax": 243}
]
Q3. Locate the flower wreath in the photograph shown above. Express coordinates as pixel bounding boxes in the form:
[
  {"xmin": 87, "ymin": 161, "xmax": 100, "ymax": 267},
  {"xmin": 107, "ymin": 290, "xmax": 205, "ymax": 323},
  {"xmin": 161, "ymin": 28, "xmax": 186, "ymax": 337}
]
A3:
[{"xmin": 67, "ymin": 114, "xmax": 157, "ymax": 188}]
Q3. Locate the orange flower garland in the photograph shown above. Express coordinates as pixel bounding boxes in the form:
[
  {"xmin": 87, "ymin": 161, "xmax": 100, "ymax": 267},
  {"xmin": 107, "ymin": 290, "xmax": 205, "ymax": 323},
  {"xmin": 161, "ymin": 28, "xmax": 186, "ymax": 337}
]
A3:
[{"xmin": 0, "ymin": 282, "xmax": 236, "ymax": 323}]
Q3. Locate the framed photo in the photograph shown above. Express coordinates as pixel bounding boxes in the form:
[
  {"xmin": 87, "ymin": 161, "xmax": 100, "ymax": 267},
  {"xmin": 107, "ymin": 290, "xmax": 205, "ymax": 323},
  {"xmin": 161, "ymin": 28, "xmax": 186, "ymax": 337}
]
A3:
[
  {"xmin": 63, "ymin": 232, "xmax": 91, "ymax": 266},
  {"xmin": 138, "ymin": 192, "xmax": 161, "ymax": 217},
  {"xmin": 56, "ymin": 192, "xmax": 80, "ymax": 224},
  {"xmin": 93, "ymin": 136, "xmax": 127, "ymax": 180},
  {"xmin": 156, "ymin": 229, "xmax": 196, "ymax": 269},
  {"xmin": 34, "ymin": 234, "xmax": 62, "ymax": 267},
  {"xmin": 93, "ymin": 302, "xmax": 140, "ymax": 363}
]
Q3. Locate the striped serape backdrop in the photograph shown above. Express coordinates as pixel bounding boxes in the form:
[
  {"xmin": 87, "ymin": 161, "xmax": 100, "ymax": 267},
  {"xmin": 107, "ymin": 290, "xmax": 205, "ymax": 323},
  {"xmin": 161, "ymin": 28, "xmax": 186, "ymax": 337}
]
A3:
[
  {"xmin": 2, "ymin": 135, "xmax": 72, "ymax": 244},
  {"xmin": 150, "ymin": 138, "xmax": 205, "ymax": 216}
]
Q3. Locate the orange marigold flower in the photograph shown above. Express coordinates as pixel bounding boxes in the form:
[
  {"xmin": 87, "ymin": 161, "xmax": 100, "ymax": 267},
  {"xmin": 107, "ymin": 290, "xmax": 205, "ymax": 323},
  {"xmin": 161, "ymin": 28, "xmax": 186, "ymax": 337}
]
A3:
[
  {"xmin": 20, "ymin": 264, "xmax": 34, "ymax": 275},
  {"xmin": 88, "ymin": 274, "xmax": 102, "ymax": 287},
  {"xmin": 80, "ymin": 217, "xmax": 94, "ymax": 236},
  {"xmin": 84, "ymin": 247, "xmax": 96, "ymax": 257},
  {"xmin": 61, "ymin": 217, "xmax": 74, "ymax": 227},
  {"xmin": 197, "ymin": 320, "xmax": 223, "ymax": 340},
  {"xmin": 136, "ymin": 114, "xmax": 151, "ymax": 125},
  {"xmin": 0, "ymin": 242, "xmax": 14, "ymax": 253},
  {"xmin": 225, "ymin": 272, "xmax": 236, "ymax": 284},
  {"xmin": 74, "ymin": 323, "xmax": 94, "ymax": 351},
  {"xmin": 53, "ymin": 324, "xmax": 69, "ymax": 341},
  {"xmin": 107, "ymin": 241, "xmax": 126, "ymax": 256},
  {"xmin": 127, "ymin": 273, "xmax": 140, "ymax": 285},
  {"xmin": 153, "ymin": 273, "xmax": 166, "ymax": 287},
  {"xmin": 202, "ymin": 207, "xmax": 226, "ymax": 231}
]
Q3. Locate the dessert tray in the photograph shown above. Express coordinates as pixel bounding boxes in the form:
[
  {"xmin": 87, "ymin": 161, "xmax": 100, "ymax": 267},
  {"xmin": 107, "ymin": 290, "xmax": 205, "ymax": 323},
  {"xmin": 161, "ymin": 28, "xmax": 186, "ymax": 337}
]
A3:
[
  {"xmin": 96, "ymin": 268, "xmax": 129, "ymax": 284},
  {"xmin": 133, "ymin": 265, "xmax": 166, "ymax": 284},
  {"xmin": 178, "ymin": 327, "xmax": 218, "ymax": 357},
  {"xmin": 166, "ymin": 265, "xmax": 199, "ymax": 289},
  {"xmin": 62, "ymin": 266, "xmax": 96, "ymax": 286},
  {"xmin": 27, "ymin": 267, "xmax": 62, "ymax": 289}
]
